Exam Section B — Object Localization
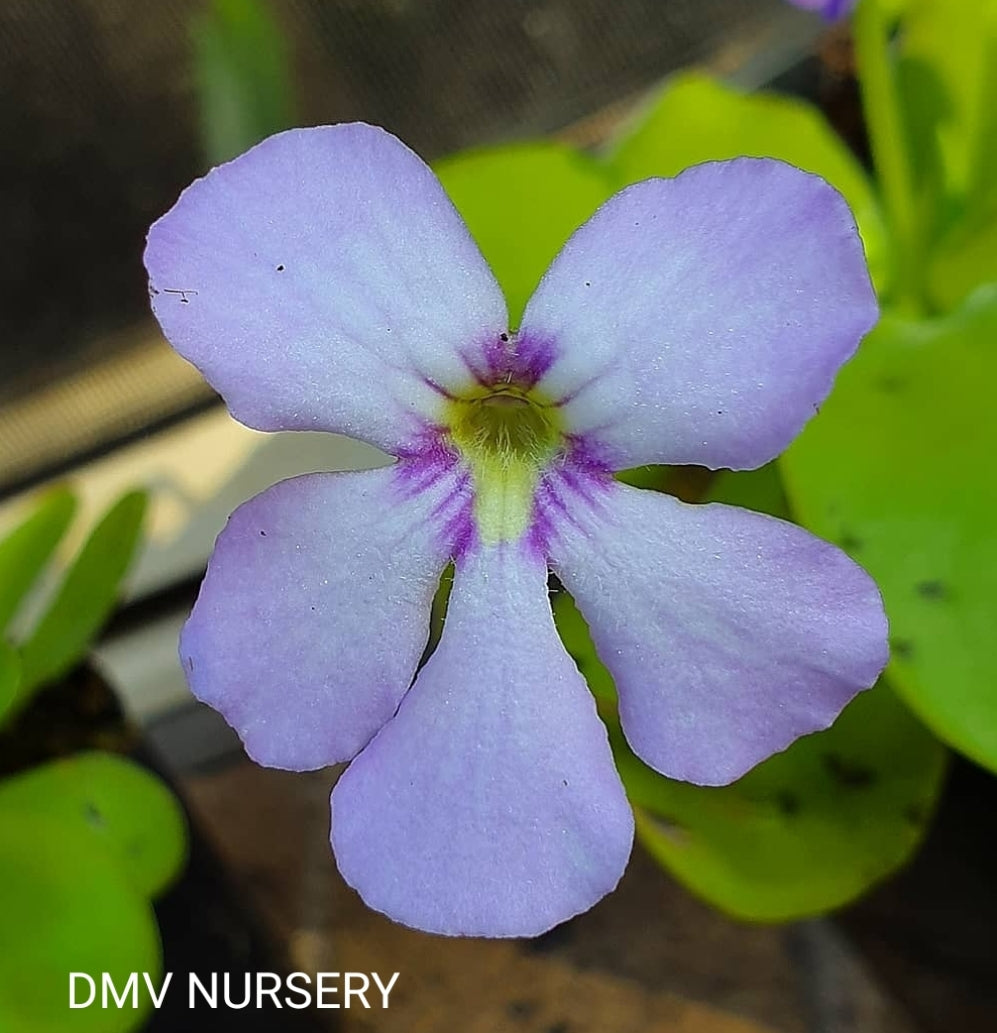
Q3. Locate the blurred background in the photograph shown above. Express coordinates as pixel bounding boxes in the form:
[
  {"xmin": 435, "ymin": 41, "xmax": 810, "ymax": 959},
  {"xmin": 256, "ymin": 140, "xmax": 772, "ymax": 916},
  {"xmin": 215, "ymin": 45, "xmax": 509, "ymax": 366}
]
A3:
[
  {"xmin": 0, "ymin": 0, "xmax": 824, "ymax": 500},
  {"xmin": 1, "ymin": 2, "xmax": 994, "ymax": 1032}
]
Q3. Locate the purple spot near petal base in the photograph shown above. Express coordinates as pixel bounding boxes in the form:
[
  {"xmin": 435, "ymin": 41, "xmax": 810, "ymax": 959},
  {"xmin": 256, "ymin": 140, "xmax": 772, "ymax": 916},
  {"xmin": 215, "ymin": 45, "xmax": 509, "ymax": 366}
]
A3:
[{"xmin": 465, "ymin": 329, "xmax": 559, "ymax": 390}]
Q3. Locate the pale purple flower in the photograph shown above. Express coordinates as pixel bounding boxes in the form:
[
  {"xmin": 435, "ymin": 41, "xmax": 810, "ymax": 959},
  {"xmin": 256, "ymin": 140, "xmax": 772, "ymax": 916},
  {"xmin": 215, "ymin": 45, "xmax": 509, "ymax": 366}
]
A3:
[
  {"xmin": 145, "ymin": 124, "xmax": 887, "ymax": 938},
  {"xmin": 788, "ymin": 0, "xmax": 856, "ymax": 19}
]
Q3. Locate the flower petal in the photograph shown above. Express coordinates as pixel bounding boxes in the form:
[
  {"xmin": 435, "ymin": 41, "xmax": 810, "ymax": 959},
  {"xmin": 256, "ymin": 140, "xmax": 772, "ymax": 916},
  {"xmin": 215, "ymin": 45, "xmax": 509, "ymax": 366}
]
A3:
[
  {"xmin": 181, "ymin": 463, "xmax": 465, "ymax": 770},
  {"xmin": 331, "ymin": 542, "xmax": 634, "ymax": 937},
  {"xmin": 546, "ymin": 480, "xmax": 888, "ymax": 785},
  {"xmin": 521, "ymin": 159, "xmax": 878, "ymax": 470},
  {"xmin": 145, "ymin": 124, "xmax": 508, "ymax": 453}
]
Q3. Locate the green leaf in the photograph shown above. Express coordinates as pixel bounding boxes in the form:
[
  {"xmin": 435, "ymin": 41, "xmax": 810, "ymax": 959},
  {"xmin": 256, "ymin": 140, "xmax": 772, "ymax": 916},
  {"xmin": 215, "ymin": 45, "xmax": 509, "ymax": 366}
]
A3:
[
  {"xmin": 895, "ymin": 0, "xmax": 997, "ymax": 308},
  {"xmin": 927, "ymin": 208, "xmax": 997, "ymax": 311},
  {"xmin": 0, "ymin": 487, "xmax": 76, "ymax": 636},
  {"xmin": 614, "ymin": 465, "xmax": 670, "ymax": 491},
  {"xmin": 17, "ymin": 491, "xmax": 147, "ymax": 698},
  {"xmin": 192, "ymin": 0, "xmax": 296, "ymax": 166},
  {"xmin": 436, "ymin": 142, "xmax": 614, "ymax": 327},
  {"xmin": 703, "ymin": 462, "xmax": 791, "ymax": 520},
  {"xmin": 553, "ymin": 590, "xmax": 616, "ymax": 704},
  {"xmin": 0, "ymin": 814, "xmax": 160, "ymax": 1033},
  {"xmin": 0, "ymin": 752, "xmax": 187, "ymax": 898},
  {"xmin": 609, "ymin": 73, "xmax": 890, "ymax": 294},
  {"xmin": 0, "ymin": 642, "xmax": 18, "ymax": 720},
  {"xmin": 623, "ymin": 684, "xmax": 945, "ymax": 922},
  {"xmin": 782, "ymin": 287, "xmax": 997, "ymax": 772},
  {"xmin": 900, "ymin": 0, "xmax": 997, "ymax": 212}
]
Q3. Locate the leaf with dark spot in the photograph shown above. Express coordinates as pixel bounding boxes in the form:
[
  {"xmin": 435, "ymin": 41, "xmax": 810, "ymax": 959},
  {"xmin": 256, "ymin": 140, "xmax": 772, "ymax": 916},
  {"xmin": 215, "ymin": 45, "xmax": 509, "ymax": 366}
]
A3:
[
  {"xmin": 916, "ymin": 579, "xmax": 947, "ymax": 600},
  {"xmin": 822, "ymin": 753, "xmax": 876, "ymax": 789},
  {"xmin": 784, "ymin": 292, "xmax": 997, "ymax": 773},
  {"xmin": 775, "ymin": 791, "xmax": 800, "ymax": 817}
]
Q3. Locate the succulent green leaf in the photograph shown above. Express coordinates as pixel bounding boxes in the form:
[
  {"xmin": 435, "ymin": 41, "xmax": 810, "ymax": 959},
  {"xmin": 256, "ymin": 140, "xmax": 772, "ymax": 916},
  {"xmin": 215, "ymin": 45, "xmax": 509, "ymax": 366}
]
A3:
[
  {"xmin": 0, "ymin": 641, "xmax": 18, "ymax": 720},
  {"xmin": 783, "ymin": 287, "xmax": 997, "ymax": 772},
  {"xmin": 192, "ymin": 0, "xmax": 296, "ymax": 166},
  {"xmin": 622, "ymin": 684, "xmax": 945, "ymax": 922},
  {"xmin": 895, "ymin": 0, "xmax": 997, "ymax": 309},
  {"xmin": 608, "ymin": 72, "xmax": 889, "ymax": 294},
  {"xmin": 900, "ymin": 0, "xmax": 997, "ymax": 212},
  {"xmin": 614, "ymin": 465, "xmax": 670, "ymax": 491},
  {"xmin": 703, "ymin": 462, "xmax": 791, "ymax": 520},
  {"xmin": 0, "ymin": 815, "xmax": 160, "ymax": 1033},
  {"xmin": 0, "ymin": 487, "xmax": 76, "ymax": 636},
  {"xmin": 435, "ymin": 142, "xmax": 614, "ymax": 327},
  {"xmin": 17, "ymin": 491, "xmax": 147, "ymax": 698},
  {"xmin": 927, "ymin": 208, "xmax": 997, "ymax": 311},
  {"xmin": 0, "ymin": 752, "xmax": 187, "ymax": 899},
  {"xmin": 553, "ymin": 590, "xmax": 616, "ymax": 705}
]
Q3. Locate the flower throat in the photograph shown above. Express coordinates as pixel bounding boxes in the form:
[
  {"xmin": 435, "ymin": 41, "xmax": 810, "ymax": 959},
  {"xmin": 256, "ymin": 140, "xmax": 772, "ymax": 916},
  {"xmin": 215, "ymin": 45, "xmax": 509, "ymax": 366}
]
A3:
[{"xmin": 445, "ymin": 382, "xmax": 563, "ymax": 545}]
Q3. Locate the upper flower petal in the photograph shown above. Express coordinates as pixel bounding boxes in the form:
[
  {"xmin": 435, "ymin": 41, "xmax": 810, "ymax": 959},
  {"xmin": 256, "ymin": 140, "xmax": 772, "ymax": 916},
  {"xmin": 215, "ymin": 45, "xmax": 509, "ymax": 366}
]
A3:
[
  {"xmin": 546, "ymin": 480, "xmax": 888, "ymax": 785},
  {"xmin": 521, "ymin": 159, "xmax": 878, "ymax": 470},
  {"xmin": 181, "ymin": 463, "xmax": 465, "ymax": 770},
  {"xmin": 145, "ymin": 124, "xmax": 508, "ymax": 454},
  {"xmin": 331, "ymin": 541, "xmax": 634, "ymax": 937}
]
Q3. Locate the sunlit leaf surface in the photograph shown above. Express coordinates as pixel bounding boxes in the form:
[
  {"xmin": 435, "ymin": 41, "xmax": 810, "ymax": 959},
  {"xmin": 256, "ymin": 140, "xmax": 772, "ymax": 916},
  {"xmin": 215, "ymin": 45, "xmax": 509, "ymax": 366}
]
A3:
[
  {"xmin": 436, "ymin": 142, "xmax": 614, "ymax": 327},
  {"xmin": 0, "ymin": 642, "xmax": 18, "ymax": 721},
  {"xmin": 0, "ymin": 815, "xmax": 160, "ymax": 1033},
  {"xmin": 193, "ymin": 0, "xmax": 296, "ymax": 166},
  {"xmin": 0, "ymin": 487, "xmax": 76, "ymax": 636},
  {"xmin": 928, "ymin": 209, "xmax": 997, "ymax": 311},
  {"xmin": 623, "ymin": 684, "xmax": 944, "ymax": 922},
  {"xmin": 0, "ymin": 752, "xmax": 187, "ymax": 899},
  {"xmin": 898, "ymin": 0, "xmax": 997, "ymax": 308},
  {"xmin": 900, "ymin": 0, "xmax": 997, "ymax": 209},
  {"xmin": 17, "ymin": 491, "xmax": 146, "ymax": 698},
  {"xmin": 783, "ymin": 287, "xmax": 997, "ymax": 771}
]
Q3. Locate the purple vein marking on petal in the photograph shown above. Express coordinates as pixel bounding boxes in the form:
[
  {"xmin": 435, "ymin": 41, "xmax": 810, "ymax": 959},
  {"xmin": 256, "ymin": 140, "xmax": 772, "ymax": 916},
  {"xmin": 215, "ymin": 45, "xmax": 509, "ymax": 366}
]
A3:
[
  {"xmin": 557, "ymin": 452, "xmax": 612, "ymax": 505},
  {"xmin": 418, "ymin": 374, "xmax": 459, "ymax": 401},
  {"xmin": 394, "ymin": 432, "xmax": 460, "ymax": 495},
  {"xmin": 428, "ymin": 491, "xmax": 476, "ymax": 561},
  {"xmin": 391, "ymin": 437, "xmax": 476, "ymax": 559},
  {"xmin": 547, "ymin": 365, "xmax": 614, "ymax": 409},
  {"xmin": 440, "ymin": 502, "xmax": 477, "ymax": 560},
  {"xmin": 563, "ymin": 433, "xmax": 619, "ymax": 480},
  {"xmin": 529, "ymin": 440, "xmax": 615, "ymax": 556},
  {"xmin": 457, "ymin": 355, "xmax": 494, "ymax": 389},
  {"xmin": 530, "ymin": 478, "xmax": 574, "ymax": 558}
]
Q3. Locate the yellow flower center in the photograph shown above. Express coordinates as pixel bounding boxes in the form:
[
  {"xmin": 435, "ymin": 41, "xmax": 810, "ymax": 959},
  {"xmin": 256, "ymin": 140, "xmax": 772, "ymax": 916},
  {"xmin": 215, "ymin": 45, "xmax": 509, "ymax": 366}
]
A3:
[{"xmin": 445, "ymin": 384, "xmax": 564, "ymax": 544}]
